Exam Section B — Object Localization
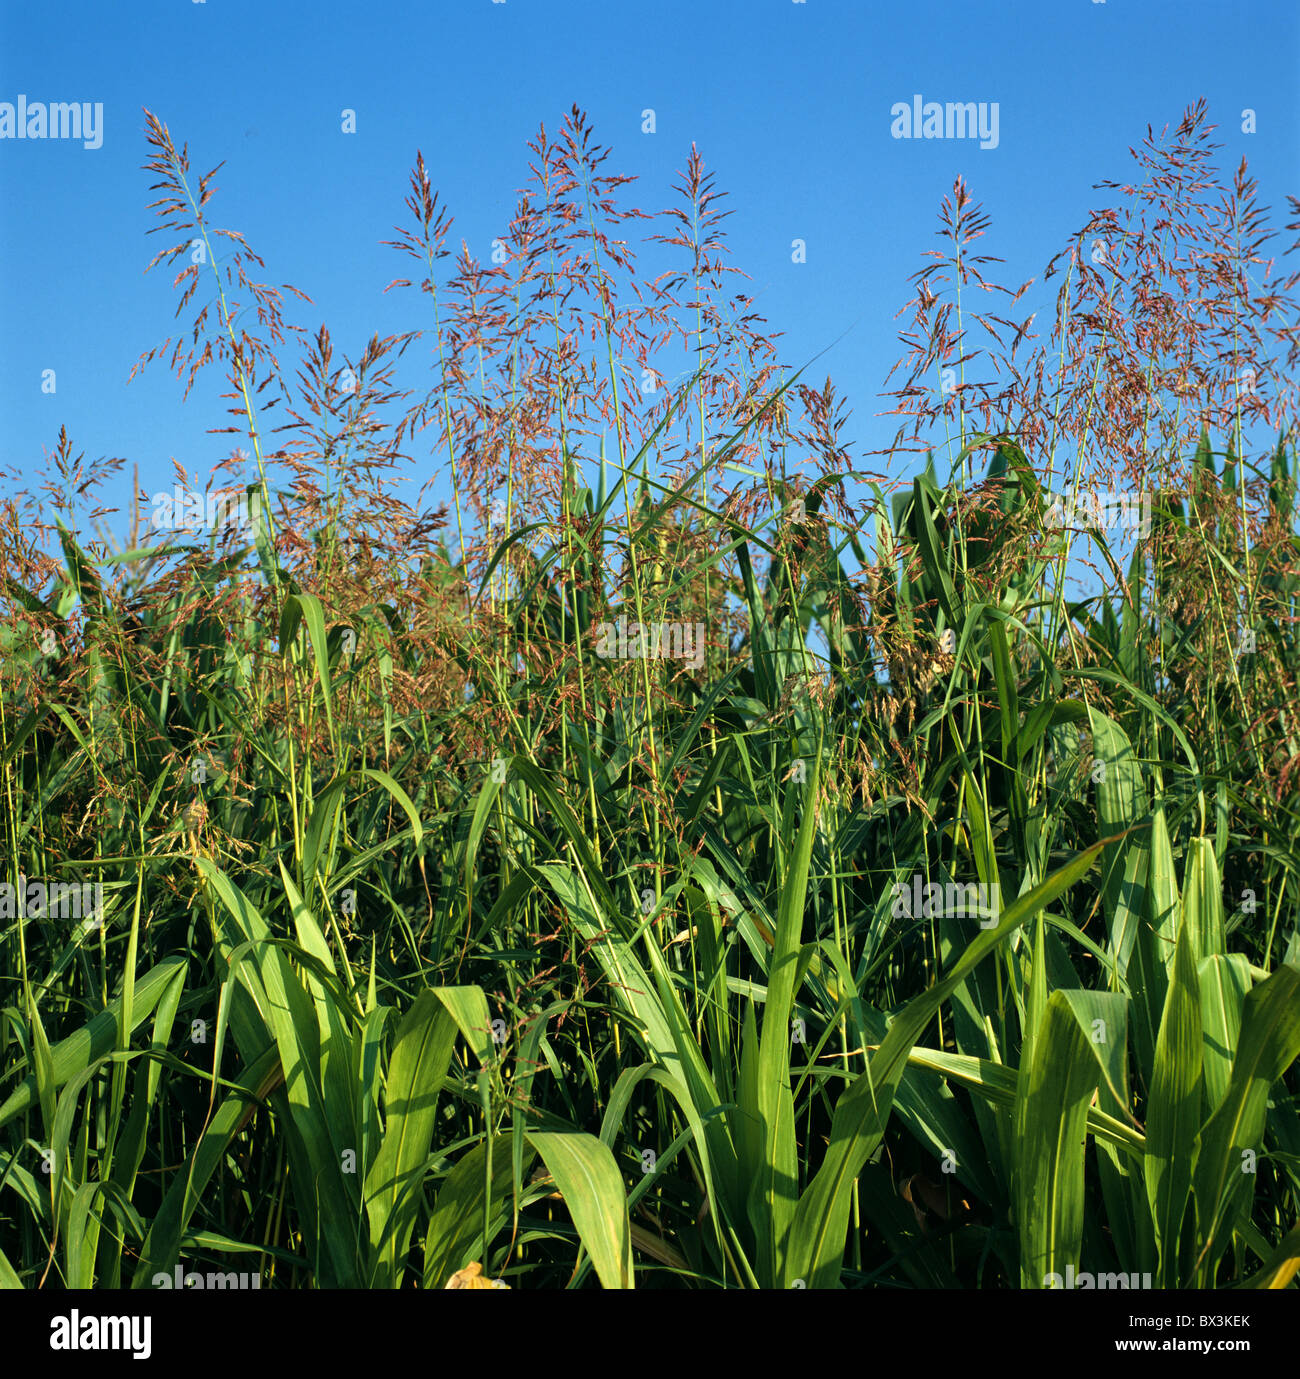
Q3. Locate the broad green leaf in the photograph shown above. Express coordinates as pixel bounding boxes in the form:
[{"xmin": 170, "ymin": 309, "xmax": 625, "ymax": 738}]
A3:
[
  {"xmin": 1193, "ymin": 964, "xmax": 1300, "ymax": 1281},
  {"xmin": 1055, "ymin": 989, "xmax": 1132, "ymax": 1112},
  {"xmin": 423, "ymin": 1136, "xmax": 532, "ymax": 1288},
  {"xmin": 1145, "ymin": 917, "xmax": 1202, "ymax": 1287},
  {"xmin": 751, "ymin": 753, "xmax": 820, "ymax": 1285},
  {"xmin": 198, "ymin": 859, "xmax": 361, "ymax": 1285},
  {"xmin": 364, "ymin": 989, "xmax": 462, "ymax": 1286},
  {"xmin": 528, "ymin": 1131, "xmax": 634, "ymax": 1289},
  {"xmin": 1198, "ymin": 953, "xmax": 1252, "ymax": 1113},
  {"xmin": 0, "ymin": 957, "xmax": 187, "ymax": 1129},
  {"xmin": 1182, "ymin": 838, "xmax": 1226, "ymax": 963},
  {"xmin": 1016, "ymin": 990, "xmax": 1103, "ymax": 1287},
  {"xmin": 904, "ymin": 1045, "xmax": 1145, "ymax": 1159},
  {"xmin": 787, "ymin": 837, "xmax": 1107, "ymax": 1288}
]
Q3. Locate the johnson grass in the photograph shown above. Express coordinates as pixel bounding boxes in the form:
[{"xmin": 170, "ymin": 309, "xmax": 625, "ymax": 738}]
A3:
[{"xmin": 0, "ymin": 101, "xmax": 1298, "ymax": 1289}]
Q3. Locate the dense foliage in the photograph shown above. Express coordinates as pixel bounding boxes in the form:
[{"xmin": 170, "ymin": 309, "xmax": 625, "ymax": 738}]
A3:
[{"xmin": 1, "ymin": 101, "xmax": 1298, "ymax": 1289}]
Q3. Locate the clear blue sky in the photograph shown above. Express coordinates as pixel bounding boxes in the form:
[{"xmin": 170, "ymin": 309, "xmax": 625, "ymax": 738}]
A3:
[{"xmin": 2, "ymin": 0, "xmax": 1297, "ymax": 547}]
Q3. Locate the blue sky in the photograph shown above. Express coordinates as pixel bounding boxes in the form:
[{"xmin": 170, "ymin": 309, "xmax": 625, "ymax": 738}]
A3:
[{"xmin": 1, "ymin": 0, "xmax": 1297, "ymax": 551}]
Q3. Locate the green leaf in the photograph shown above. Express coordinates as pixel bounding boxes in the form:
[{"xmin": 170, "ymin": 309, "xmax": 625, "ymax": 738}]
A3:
[
  {"xmin": 198, "ymin": 860, "xmax": 360, "ymax": 1285},
  {"xmin": 787, "ymin": 837, "xmax": 1108, "ymax": 1288},
  {"xmin": 1015, "ymin": 990, "xmax": 1104, "ymax": 1287},
  {"xmin": 1198, "ymin": 953, "xmax": 1252, "ymax": 1113},
  {"xmin": 0, "ymin": 958, "xmax": 188, "ymax": 1129},
  {"xmin": 132, "ymin": 1046, "xmax": 282, "ymax": 1285},
  {"xmin": 364, "ymin": 989, "xmax": 463, "ymax": 1286},
  {"xmin": 423, "ymin": 1137, "xmax": 531, "ymax": 1288},
  {"xmin": 280, "ymin": 592, "xmax": 337, "ymax": 746},
  {"xmin": 527, "ymin": 1132, "xmax": 634, "ymax": 1289},
  {"xmin": 1145, "ymin": 917, "xmax": 1202, "ymax": 1287},
  {"xmin": 1182, "ymin": 838, "xmax": 1226, "ymax": 963},
  {"xmin": 1193, "ymin": 964, "xmax": 1300, "ymax": 1281},
  {"xmin": 904, "ymin": 1045, "xmax": 1145, "ymax": 1159},
  {"xmin": 751, "ymin": 752, "xmax": 820, "ymax": 1285}
]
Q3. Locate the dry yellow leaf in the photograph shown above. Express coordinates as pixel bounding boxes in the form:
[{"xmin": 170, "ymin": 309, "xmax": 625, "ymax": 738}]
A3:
[{"xmin": 444, "ymin": 1260, "xmax": 509, "ymax": 1289}]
